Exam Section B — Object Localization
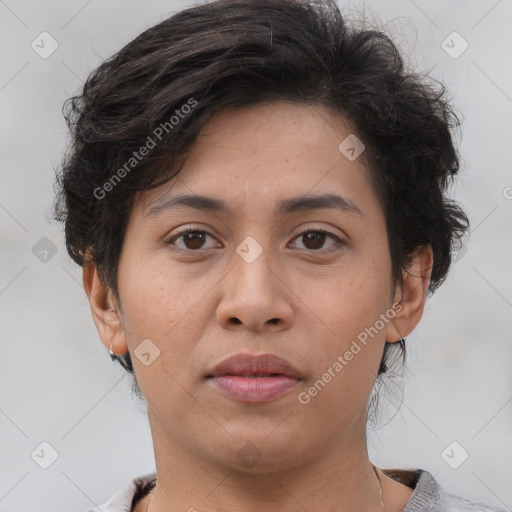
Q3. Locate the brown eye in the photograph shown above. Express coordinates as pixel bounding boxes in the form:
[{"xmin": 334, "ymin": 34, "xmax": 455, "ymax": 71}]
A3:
[
  {"xmin": 289, "ymin": 229, "xmax": 343, "ymax": 253},
  {"xmin": 181, "ymin": 231, "xmax": 208, "ymax": 250},
  {"xmin": 166, "ymin": 229, "xmax": 219, "ymax": 251},
  {"xmin": 303, "ymin": 231, "xmax": 326, "ymax": 250}
]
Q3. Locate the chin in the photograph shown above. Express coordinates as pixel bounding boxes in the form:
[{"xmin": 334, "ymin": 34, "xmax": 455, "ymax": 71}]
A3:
[{"xmin": 207, "ymin": 435, "xmax": 310, "ymax": 475}]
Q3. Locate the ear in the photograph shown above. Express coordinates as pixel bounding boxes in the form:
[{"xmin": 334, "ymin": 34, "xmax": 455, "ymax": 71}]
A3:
[
  {"xmin": 384, "ymin": 244, "xmax": 433, "ymax": 343},
  {"xmin": 82, "ymin": 260, "xmax": 128, "ymax": 355}
]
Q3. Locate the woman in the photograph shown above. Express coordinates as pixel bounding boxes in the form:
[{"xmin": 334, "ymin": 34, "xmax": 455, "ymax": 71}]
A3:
[{"xmin": 53, "ymin": 0, "xmax": 506, "ymax": 511}]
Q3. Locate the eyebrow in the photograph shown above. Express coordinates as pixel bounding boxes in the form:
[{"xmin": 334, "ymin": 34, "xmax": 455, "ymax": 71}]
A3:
[{"xmin": 145, "ymin": 193, "xmax": 365, "ymax": 219}]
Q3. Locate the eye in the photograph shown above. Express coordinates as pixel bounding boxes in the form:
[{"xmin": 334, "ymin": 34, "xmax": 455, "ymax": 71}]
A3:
[
  {"xmin": 165, "ymin": 227, "xmax": 220, "ymax": 251},
  {"xmin": 288, "ymin": 229, "xmax": 344, "ymax": 253}
]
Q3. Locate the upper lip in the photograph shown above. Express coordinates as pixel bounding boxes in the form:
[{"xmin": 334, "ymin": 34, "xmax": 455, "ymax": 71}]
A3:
[{"xmin": 208, "ymin": 353, "xmax": 303, "ymax": 379}]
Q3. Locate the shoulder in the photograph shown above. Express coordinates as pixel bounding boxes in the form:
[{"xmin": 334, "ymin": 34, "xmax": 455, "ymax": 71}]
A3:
[
  {"xmin": 84, "ymin": 473, "xmax": 156, "ymax": 512},
  {"xmin": 439, "ymin": 491, "xmax": 509, "ymax": 512},
  {"xmin": 382, "ymin": 468, "xmax": 508, "ymax": 512}
]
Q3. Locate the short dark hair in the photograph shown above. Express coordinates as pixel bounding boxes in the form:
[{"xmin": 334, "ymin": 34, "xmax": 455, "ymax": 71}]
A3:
[{"xmin": 53, "ymin": 0, "xmax": 469, "ymax": 407}]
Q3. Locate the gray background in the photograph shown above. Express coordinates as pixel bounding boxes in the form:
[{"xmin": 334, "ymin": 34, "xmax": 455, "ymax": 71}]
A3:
[{"xmin": 1, "ymin": 1, "xmax": 511, "ymax": 511}]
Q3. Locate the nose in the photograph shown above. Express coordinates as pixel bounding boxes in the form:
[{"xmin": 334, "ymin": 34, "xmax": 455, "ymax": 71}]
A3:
[{"xmin": 215, "ymin": 245, "xmax": 294, "ymax": 333}]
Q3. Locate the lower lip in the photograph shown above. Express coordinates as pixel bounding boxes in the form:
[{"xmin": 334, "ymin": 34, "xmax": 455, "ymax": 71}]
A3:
[{"xmin": 209, "ymin": 375, "xmax": 301, "ymax": 403}]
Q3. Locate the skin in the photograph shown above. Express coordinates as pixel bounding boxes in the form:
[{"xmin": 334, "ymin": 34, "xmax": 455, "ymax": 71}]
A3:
[{"xmin": 83, "ymin": 101, "xmax": 433, "ymax": 512}]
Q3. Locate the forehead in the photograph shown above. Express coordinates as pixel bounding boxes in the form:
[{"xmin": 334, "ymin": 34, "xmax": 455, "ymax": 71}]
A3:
[{"xmin": 135, "ymin": 101, "xmax": 378, "ymax": 220}]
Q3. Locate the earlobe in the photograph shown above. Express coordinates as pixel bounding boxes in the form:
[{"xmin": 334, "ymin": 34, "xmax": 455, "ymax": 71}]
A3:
[
  {"xmin": 384, "ymin": 244, "xmax": 433, "ymax": 343},
  {"xmin": 82, "ymin": 261, "xmax": 128, "ymax": 355}
]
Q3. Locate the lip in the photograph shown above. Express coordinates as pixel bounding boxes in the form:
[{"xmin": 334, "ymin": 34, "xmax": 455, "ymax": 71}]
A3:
[{"xmin": 207, "ymin": 353, "xmax": 303, "ymax": 403}]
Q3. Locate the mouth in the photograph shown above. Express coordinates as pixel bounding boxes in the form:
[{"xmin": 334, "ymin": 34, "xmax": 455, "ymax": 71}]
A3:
[{"xmin": 206, "ymin": 353, "xmax": 304, "ymax": 403}]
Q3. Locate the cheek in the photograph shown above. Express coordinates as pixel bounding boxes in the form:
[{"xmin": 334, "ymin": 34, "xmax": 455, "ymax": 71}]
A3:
[
  {"xmin": 306, "ymin": 261, "xmax": 391, "ymax": 380},
  {"xmin": 323, "ymin": 261, "xmax": 390, "ymax": 323},
  {"xmin": 118, "ymin": 253, "xmax": 198, "ymax": 334},
  {"xmin": 118, "ymin": 255, "xmax": 213, "ymax": 381},
  {"xmin": 300, "ymin": 293, "xmax": 387, "ymax": 421}
]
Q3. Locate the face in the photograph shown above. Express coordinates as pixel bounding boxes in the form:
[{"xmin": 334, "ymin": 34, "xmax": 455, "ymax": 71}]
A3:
[{"xmin": 87, "ymin": 101, "xmax": 430, "ymax": 473}]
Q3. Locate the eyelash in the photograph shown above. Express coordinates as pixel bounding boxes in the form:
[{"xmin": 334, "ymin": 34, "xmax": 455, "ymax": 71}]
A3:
[{"xmin": 165, "ymin": 226, "xmax": 345, "ymax": 254}]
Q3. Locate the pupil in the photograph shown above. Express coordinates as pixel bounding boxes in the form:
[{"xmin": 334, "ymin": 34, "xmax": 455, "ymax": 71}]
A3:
[
  {"xmin": 305, "ymin": 232, "xmax": 324, "ymax": 250},
  {"xmin": 184, "ymin": 232, "xmax": 205, "ymax": 249}
]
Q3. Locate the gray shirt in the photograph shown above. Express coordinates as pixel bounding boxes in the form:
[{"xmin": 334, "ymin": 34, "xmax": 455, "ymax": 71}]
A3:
[{"xmin": 86, "ymin": 468, "xmax": 509, "ymax": 512}]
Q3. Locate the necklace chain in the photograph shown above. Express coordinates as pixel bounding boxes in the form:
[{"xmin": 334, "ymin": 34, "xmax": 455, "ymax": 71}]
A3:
[
  {"xmin": 146, "ymin": 465, "xmax": 385, "ymax": 511},
  {"xmin": 373, "ymin": 464, "xmax": 386, "ymax": 511},
  {"xmin": 145, "ymin": 480, "xmax": 155, "ymax": 512}
]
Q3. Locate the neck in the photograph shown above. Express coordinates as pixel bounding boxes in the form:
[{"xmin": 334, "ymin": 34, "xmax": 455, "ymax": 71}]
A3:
[{"xmin": 144, "ymin": 409, "xmax": 385, "ymax": 512}]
